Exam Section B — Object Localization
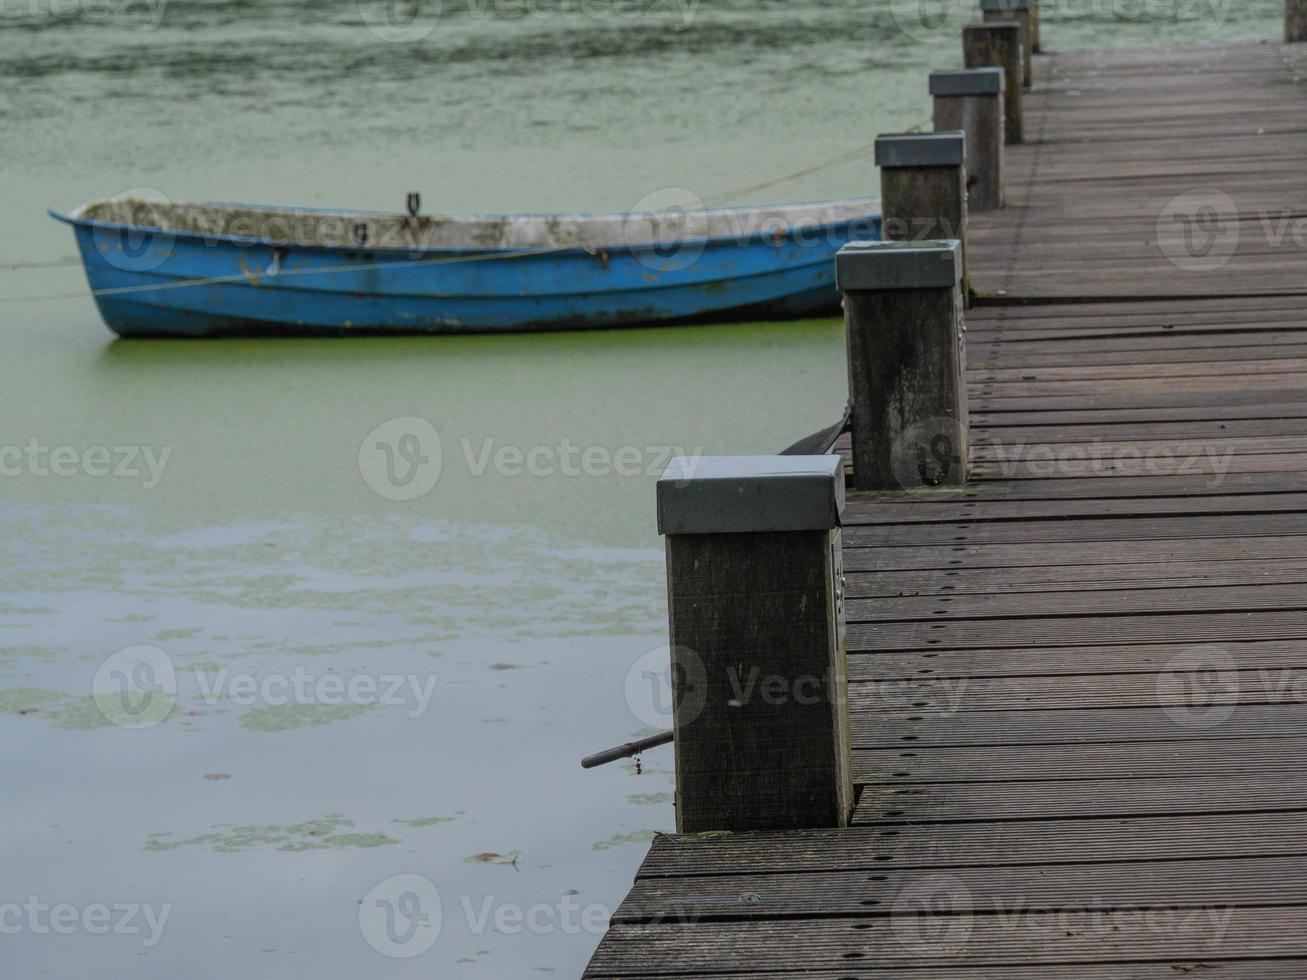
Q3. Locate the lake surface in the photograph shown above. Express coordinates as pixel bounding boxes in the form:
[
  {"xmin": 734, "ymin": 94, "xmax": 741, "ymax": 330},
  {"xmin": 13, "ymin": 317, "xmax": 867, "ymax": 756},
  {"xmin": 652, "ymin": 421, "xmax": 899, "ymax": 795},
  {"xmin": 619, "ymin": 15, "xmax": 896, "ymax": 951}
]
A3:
[{"xmin": 0, "ymin": 0, "xmax": 1282, "ymax": 975}]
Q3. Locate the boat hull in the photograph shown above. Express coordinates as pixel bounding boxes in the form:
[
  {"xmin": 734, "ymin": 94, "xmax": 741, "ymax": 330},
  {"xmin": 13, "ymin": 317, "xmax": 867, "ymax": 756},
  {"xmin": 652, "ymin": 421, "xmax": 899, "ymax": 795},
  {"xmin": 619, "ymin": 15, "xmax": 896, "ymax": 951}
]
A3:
[{"xmin": 56, "ymin": 205, "xmax": 881, "ymax": 337}]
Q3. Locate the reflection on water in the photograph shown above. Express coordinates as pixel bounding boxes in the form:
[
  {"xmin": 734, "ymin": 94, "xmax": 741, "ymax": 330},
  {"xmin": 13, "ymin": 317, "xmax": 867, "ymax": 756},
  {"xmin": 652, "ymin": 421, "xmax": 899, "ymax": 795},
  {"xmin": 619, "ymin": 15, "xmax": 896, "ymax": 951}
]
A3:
[{"xmin": 0, "ymin": 0, "xmax": 1283, "ymax": 975}]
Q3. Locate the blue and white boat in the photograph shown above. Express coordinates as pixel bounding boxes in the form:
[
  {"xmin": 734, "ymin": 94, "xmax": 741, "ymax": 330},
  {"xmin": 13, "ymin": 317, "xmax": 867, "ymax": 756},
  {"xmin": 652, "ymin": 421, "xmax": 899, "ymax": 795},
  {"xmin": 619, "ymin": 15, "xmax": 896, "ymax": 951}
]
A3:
[{"xmin": 51, "ymin": 197, "xmax": 881, "ymax": 337}]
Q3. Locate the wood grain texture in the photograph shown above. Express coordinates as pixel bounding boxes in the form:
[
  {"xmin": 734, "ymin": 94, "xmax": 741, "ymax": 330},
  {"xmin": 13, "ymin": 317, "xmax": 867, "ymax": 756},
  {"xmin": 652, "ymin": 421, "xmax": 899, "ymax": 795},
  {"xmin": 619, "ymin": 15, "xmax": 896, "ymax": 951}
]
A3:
[
  {"xmin": 845, "ymin": 286, "xmax": 969, "ymax": 491},
  {"xmin": 935, "ymin": 92, "xmax": 1005, "ymax": 212},
  {"xmin": 964, "ymin": 23, "xmax": 1025, "ymax": 144},
  {"xmin": 586, "ymin": 38, "xmax": 1307, "ymax": 978},
  {"xmin": 664, "ymin": 530, "xmax": 852, "ymax": 833}
]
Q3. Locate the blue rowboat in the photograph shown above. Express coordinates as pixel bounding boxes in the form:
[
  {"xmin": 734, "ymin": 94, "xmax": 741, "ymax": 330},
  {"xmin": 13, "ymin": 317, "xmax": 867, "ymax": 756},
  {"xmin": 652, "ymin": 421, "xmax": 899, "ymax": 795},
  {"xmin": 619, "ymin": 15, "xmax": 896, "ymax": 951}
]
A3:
[{"xmin": 50, "ymin": 197, "xmax": 881, "ymax": 337}]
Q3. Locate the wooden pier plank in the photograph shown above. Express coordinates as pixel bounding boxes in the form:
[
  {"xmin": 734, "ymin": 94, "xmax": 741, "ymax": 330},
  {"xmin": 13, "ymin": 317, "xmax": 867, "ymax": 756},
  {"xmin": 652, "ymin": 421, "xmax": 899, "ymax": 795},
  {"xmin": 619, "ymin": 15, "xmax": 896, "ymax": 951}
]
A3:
[
  {"xmin": 587, "ymin": 909, "xmax": 1307, "ymax": 975},
  {"xmin": 586, "ymin": 39, "xmax": 1307, "ymax": 978}
]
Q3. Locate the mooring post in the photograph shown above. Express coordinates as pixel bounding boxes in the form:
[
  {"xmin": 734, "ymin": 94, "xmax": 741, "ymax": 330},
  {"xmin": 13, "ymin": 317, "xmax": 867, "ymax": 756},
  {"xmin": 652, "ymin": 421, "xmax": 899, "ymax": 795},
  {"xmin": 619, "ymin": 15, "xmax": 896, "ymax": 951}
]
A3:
[
  {"xmin": 875, "ymin": 132, "xmax": 968, "ymax": 298},
  {"xmin": 837, "ymin": 241, "xmax": 969, "ymax": 492},
  {"xmin": 656, "ymin": 455, "xmax": 852, "ymax": 833},
  {"xmin": 930, "ymin": 68, "xmax": 1005, "ymax": 212},
  {"xmin": 964, "ymin": 23, "xmax": 1024, "ymax": 144},
  {"xmin": 1290, "ymin": 0, "xmax": 1307, "ymax": 42},
  {"xmin": 1030, "ymin": 0, "xmax": 1041, "ymax": 52},
  {"xmin": 981, "ymin": 0, "xmax": 1034, "ymax": 89}
]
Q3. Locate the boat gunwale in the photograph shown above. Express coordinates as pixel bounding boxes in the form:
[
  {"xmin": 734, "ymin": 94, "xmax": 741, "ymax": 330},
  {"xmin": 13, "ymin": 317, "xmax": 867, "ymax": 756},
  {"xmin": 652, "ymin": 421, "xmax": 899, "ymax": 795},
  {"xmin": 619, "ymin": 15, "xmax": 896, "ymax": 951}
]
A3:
[{"xmin": 48, "ymin": 198, "xmax": 882, "ymax": 259}]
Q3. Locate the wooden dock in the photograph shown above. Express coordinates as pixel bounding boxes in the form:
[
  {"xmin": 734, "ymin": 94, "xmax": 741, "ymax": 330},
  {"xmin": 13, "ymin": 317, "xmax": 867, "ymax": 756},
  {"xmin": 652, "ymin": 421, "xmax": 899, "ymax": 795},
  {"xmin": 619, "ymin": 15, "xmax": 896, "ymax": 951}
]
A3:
[{"xmin": 586, "ymin": 37, "xmax": 1307, "ymax": 978}]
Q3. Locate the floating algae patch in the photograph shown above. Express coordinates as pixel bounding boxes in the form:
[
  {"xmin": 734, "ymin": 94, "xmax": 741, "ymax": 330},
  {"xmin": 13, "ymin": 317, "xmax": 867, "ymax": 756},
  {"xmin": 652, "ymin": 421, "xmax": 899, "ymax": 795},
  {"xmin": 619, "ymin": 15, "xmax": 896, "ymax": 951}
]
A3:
[
  {"xmin": 144, "ymin": 815, "xmax": 399, "ymax": 853},
  {"xmin": 153, "ymin": 627, "xmax": 204, "ymax": 642},
  {"xmin": 392, "ymin": 813, "xmax": 465, "ymax": 828},
  {"xmin": 46, "ymin": 696, "xmax": 123, "ymax": 731},
  {"xmin": 626, "ymin": 793, "xmax": 674, "ymax": 806},
  {"xmin": 1, "ymin": 687, "xmax": 180, "ymax": 729},
  {"xmin": 0, "ymin": 645, "xmax": 61, "ymax": 665},
  {"xmin": 593, "ymin": 831, "xmax": 658, "ymax": 852},
  {"xmin": 314, "ymin": 833, "xmax": 397, "ymax": 849},
  {"xmin": 0, "ymin": 687, "xmax": 66, "ymax": 715},
  {"xmin": 237, "ymin": 701, "xmax": 376, "ymax": 732}
]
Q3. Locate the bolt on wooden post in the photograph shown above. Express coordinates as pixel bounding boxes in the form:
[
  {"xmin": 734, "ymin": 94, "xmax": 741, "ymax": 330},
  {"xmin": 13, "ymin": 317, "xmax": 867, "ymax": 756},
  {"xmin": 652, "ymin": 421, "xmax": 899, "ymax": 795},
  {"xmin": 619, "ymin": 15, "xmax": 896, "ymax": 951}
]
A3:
[
  {"xmin": 656, "ymin": 455, "xmax": 852, "ymax": 833},
  {"xmin": 876, "ymin": 132, "xmax": 968, "ymax": 297},
  {"xmin": 1290, "ymin": 0, "xmax": 1307, "ymax": 42},
  {"xmin": 982, "ymin": 0, "xmax": 1034, "ymax": 89},
  {"xmin": 930, "ymin": 68, "xmax": 1005, "ymax": 212},
  {"xmin": 964, "ymin": 23, "xmax": 1024, "ymax": 144},
  {"xmin": 837, "ymin": 241, "xmax": 969, "ymax": 492}
]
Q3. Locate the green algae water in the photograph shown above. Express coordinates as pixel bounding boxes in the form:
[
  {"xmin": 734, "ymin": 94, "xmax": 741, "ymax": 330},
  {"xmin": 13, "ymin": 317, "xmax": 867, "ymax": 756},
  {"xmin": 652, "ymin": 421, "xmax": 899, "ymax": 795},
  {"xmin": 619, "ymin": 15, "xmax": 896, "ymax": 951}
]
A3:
[{"xmin": 0, "ymin": 0, "xmax": 1283, "ymax": 974}]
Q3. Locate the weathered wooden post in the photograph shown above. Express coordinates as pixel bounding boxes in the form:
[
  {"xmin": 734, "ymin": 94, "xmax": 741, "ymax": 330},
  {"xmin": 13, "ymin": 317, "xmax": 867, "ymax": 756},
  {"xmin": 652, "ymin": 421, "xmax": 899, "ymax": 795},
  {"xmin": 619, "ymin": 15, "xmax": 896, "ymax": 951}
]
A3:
[
  {"xmin": 656, "ymin": 455, "xmax": 852, "ymax": 833},
  {"xmin": 964, "ymin": 23, "xmax": 1024, "ymax": 144},
  {"xmin": 930, "ymin": 68, "xmax": 1005, "ymax": 212},
  {"xmin": 1030, "ymin": 0, "xmax": 1041, "ymax": 52},
  {"xmin": 876, "ymin": 132, "xmax": 968, "ymax": 296},
  {"xmin": 1290, "ymin": 0, "xmax": 1307, "ymax": 42},
  {"xmin": 836, "ymin": 241, "xmax": 969, "ymax": 492},
  {"xmin": 981, "ymin": 0, "xmax": 1034, "ymax": 89}
]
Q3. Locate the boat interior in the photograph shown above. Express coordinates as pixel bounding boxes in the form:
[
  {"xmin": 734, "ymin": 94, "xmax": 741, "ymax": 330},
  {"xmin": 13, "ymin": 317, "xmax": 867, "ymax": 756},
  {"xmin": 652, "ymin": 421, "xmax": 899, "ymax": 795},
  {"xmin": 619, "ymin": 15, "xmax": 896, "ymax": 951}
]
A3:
[{"xmin": 71, "ymin": 197, "xmax": 882, "ymax": 252}]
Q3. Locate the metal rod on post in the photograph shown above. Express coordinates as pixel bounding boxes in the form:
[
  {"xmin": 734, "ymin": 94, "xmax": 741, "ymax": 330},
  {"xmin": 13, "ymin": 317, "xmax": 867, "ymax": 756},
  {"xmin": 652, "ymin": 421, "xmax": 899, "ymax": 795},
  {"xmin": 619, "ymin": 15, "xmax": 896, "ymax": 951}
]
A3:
[
  {"xmin": 656, "ymin": 455, "xmax": 852, "ymax": 833},
  {"xmin": 837, "ymin": 241, "xmax": 969, "ymax": 493},
  {"xmin": 964, "ymin": 22, "xmax": 1025, "ymax": 145},
  {"xmin": 930, "ymin": 68, "xmax": 1006, "ymax": 212}
]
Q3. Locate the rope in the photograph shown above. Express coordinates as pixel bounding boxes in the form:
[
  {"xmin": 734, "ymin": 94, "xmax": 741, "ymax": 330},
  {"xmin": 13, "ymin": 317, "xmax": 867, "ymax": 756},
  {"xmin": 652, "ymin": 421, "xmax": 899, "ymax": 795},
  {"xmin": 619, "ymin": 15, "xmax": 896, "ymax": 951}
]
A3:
[
  {"xmin": 0, "ymin": 240, "xmax": 591, "ymax": 305},
  {"xmin": 698, "ymin": 117, "xmax": 927, "ymax": 207},
  {"xmin": 3, "ymin": 128, "xmax": 927, "ymax": 306},
  {"xmin": 702, "ymin": 139, "xmax": 880, "ymax": 207}
]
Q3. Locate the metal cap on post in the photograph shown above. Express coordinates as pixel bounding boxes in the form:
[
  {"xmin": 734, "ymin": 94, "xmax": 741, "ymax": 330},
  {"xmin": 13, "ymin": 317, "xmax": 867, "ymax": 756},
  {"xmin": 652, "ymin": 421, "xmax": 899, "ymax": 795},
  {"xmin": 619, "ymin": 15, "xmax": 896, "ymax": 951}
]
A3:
[
  {"xmin": 930, "ymin": 69, "xmax": 1006, "ymax": 212},
  {"xmin": 876, "ymin": 132, "xmax": 969, "ymax": 299},
  {"xmin": 929, "ymin": 67, "xmax": 1005, "ymax": 97},
  {"xmin": 657, "ymin": 455, "xmax": 845, "ymax": 535},
  {"xmin": 835, "ymin": 239, "xmax": 962, "ymax": 291},
  {"xmin": 657, "ymin": 454, "xmax": 852, "ymax": 833},
  {"xmin": 964, "ymin": 22, "xmax": 1024, "ymax": 144},
  {"xmin": 837, "ymin": 241, "xmax": 970, "ymax": 492},
  {"xmin": 981, "ymin": 0, "xmax": 1034, "ymax": 88},
  {"xmin": 875, "ymin": 132, "xmax": 966, "ymax": 169}
]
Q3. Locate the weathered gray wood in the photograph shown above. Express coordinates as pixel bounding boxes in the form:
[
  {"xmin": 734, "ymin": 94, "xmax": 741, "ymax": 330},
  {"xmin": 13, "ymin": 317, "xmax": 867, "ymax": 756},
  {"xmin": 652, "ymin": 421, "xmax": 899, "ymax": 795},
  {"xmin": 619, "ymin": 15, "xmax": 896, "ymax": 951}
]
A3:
[
  {"xmin": 615, "ymin": 854, "xmax": 1307, "ymax": 923},
  {"xmin": 1290, "ymin": 0, "xmax": 1307, "ymax": 42},
  {"xmin": 657, "ymin": 457, "xmax": 851, "ymax": 834},
  {"xmin": 877, "ymin": 135, "xmax": 970, "ymax": 293},
  {"xmin": 983, "ymin": 7, "xmax": 1033, "ymax": 88},
  {"xmin": 587, "ymin": 910, "xmax": 1307, "ymax": 975},
  {"xmin": 964, "ymin": 24, "xmax": 1024, "ymax": 144},
  {"xmin": 586, "ymin": 40, "xmax": 1307, "ymax": 980},
  {"xmin": 934, "ymin": 92, "xmax": 1005, "ymax": 211},
  {"xmin": 880, "ymin": 168, "xmax": 969, "ymax": 289},
  {"xmin": 664, "ymin": 530, "xmax": 851, "ymax": 833},
  {"xmin": 837, "ymin": 242, "xmax": 969, "ymax": 492}
]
